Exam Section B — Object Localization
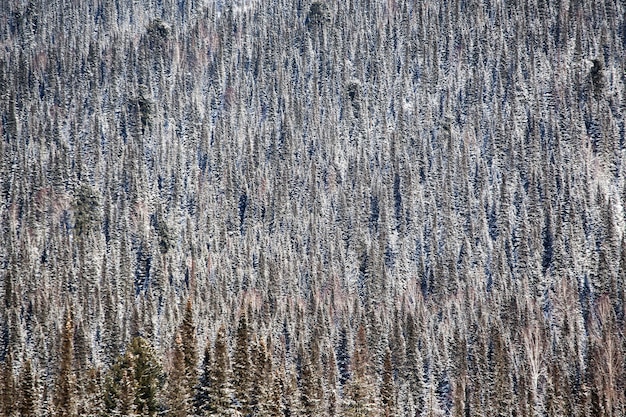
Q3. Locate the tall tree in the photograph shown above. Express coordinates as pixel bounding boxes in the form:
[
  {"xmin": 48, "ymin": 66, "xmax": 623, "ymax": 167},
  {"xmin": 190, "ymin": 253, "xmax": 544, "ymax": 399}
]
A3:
[
  {"xmin": 0, "ymin": 352, "xmax": 16, "ymax": 417},
  {"xmin": 18, "ymin": 359, "xmax": 36, "ymax": 417},
  {"xmin": 344, "ymin": 324, "xmax": 378, "ymax": 417},
  {"xmin": 299, "ymin": 341, "xmax": 322, "ymax": 417},
  {"xmin": 104, "ymin": 337, "xmax": 163, "ymax": 417},
  {"xmin": 233, "ymin": 314, "xmax": 252, "ymax": 416},
  {"xmin": 196, "ymin": 325, "xmax": 237, "ymax": 416},
  {"xmin": 180, "ymin": 299, "xmax": 198, "ymax": 393},
  {"xmin": 54, "ymin": 309, "xmax": 76, "ymax": 417},
  {"xmin": 167, "ymin": 332, "xmax": 191, "ymax": 417},
  {"xmin": 381, "ymin": 348, "xmax": 395, "ymax": 417}
]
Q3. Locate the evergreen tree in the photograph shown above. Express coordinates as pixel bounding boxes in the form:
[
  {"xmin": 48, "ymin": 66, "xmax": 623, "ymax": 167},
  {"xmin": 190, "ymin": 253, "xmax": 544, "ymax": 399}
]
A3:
[
  {"xmin": 233, "ymin": 314, "xmax": 252, "ymax": 416},
  {"xmin": 196, "ymin": 325, "xmax": 237, "ymax": 416},
  {"xmin": 336, "ymin": 327, "xmax": 351, "ymax": 387},
  {"xmin": 54, "ymin": 309, "xmax": 76, "ymax": 417},
  {"xmin": 381, "ymin": 348, "xmax": 395, "ymax": 417},
  {"xmin": 167, "ymin": 332, "xmax": 191, "ymax": 417},
  {"xmin": 104, "ymin": 336, "xmax": 163, "ymax": 417},
  {"xmin": 299, "ymin": 342, "xmax": 322, "ymax": 417},
  {"xmin": 404, "ymin": 312, "xmax": 424, "ymax": 413},
  {"xmin": 181, "ymin": 299, "xmax": 199, "ymax": 393},
  {"xmin": 195, "ymin": 343, "xmax": 212, "ymax": 416},
  {"xmin": 78, "ymin": 367, "xmax": 104, "ymax": 417},
  {"xmin": 18, "ymin": 359, "xmax": 37, "ymax": 417},
  {"xmin": 0, "ymin": 352, "xmax": 16, "ymax": 417},
  {"xmin": 344, "ymin": 324, "xmax": 378, "ymax": 417},
  {"xmin": 251, "ymin": 338, "xmax": 275, "ymax": 417}
]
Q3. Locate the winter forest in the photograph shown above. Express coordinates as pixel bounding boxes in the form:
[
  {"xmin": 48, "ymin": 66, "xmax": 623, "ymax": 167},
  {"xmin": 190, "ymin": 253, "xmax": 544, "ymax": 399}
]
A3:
[{"xmin": 1, "ymin": 0, "xmax": 626, "ymax": 415}]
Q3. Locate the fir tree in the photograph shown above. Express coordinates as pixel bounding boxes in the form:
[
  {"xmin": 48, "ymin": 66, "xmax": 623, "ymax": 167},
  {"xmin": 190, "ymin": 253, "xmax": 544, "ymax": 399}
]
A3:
[
  {"xmin": 167, "ymin": 332, "xmax": 191, "ymax": 417},
  {"xmin": 344, "ymin": 324, "xmax": 378, "ymax": 417},
  {"xmin": 18, "ymin": 359, "xmax": 36, "ymax": 417},
  {"xmin": 54, "ymin": 309, "xmax": 76, "ymax": 417},
  {"xmin": 0, "ymin": 352, "xmax": 16, "ymax": 417},
  {"xmin": 299, "ymin": 342, "xmax": 322, "ymax": 417},
  {"xmin": 104, "ymin": 337, "xmax": 163, "ymax": 417},
  {"xmin": 233, "ymin": 314, "xmax": 252, "ymax": 416},
  {"xmin": 196, "ymin": 325, "xmax": 237, "ymax": 416},
  {"xmin": 381, "ymin": 348, "xmax": 395, "ymax": 417},
  {"xmin": 181, "ymin": 299, "xmax": 199, "ymax": 393}
]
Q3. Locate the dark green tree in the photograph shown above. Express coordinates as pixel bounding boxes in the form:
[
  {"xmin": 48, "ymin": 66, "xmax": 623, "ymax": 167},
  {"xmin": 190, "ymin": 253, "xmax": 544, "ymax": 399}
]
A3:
[
  {"xmin": 344, "ymin": 324, "xmax": 379, "ymax": 417},
  {"xmin": 196, "ymin": 325, "xmax": 237, "ymax": 416},
  {"xmin": 104, "ymin": 337, "xmax": 163, "ymax": 417},
  {"xmin": 180, "ymin": 299, "xmax": 198, "ymax": 393},
  {"xmin": 167, "ymin": 332, "xmax": 190, "ymax": 417}
]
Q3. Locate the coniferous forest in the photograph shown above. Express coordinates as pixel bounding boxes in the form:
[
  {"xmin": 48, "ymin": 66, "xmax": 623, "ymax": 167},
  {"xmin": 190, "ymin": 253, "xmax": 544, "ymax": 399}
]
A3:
[{"xmin": 1, "ymin": 0, "xmax": 626, "ymax": 415}]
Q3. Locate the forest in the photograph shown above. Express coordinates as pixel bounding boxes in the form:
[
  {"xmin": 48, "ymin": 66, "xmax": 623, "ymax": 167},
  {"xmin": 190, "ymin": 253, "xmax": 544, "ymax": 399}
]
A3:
[{"xmin": 1, "ymin": 0, "xmax": 626, "ymax": 415}]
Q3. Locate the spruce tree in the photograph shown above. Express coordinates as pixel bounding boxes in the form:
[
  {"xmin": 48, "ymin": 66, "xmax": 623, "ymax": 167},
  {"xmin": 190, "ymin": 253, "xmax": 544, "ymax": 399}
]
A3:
[
  {"xmin": 129, "ymin": 337, "xmax": 163, "ymax": 416},
  {"xmin": 18, "ymin": 359, "xmax": 36, "ymax": 417},
  {"xmin": 196, "ymin": 325, "xmax": 237, "ymax": 416},
  {"xmin": 0, "ymin": 352, "xmax": 16, "ymax": 417},
  {"xmin": 381, "ymin": 348, "xmax": 395, "ymax": 417},
  {"xmin": 299, "ymin": 342, "xmax": 322, "ymax": 417},
  {"xmin": 104, "ymin": 336, "xmax": 163, "ymax": 417},
  {"xmin": 181, "ymin": 299, "xmax": 198, "ymax": 393},
  {"xmin": 251, "ymin": 338, "xmax": 275, "ymax": 417},
  {"xmin": 195, "ymin": 343, "xmax": 212, "ymax": 416},
  {"xmin": 233, "ymin": 314, "xmax": 251, "ymax": 416},
  {"xmin": 167, "ymin": 332, "xmax": 190, "ymax": 417},
  {"xmin": 344, "ymin": 324, "xmax": 378, "ymax": 417},
  {"xmin": 54, "ymin": 309, "xmax": 76, "ymax": 417}
]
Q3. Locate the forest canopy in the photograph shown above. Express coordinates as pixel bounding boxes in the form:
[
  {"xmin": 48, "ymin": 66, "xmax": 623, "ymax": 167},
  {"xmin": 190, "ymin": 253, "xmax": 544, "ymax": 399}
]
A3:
[{"xmin": 1, "ymin": 0, "xmax": 626, "ymax": 416}]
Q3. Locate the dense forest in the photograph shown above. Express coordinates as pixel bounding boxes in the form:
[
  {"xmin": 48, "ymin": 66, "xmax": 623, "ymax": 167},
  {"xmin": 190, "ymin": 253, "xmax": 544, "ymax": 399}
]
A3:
[{"xmin": 1, "ymin": 0, "xmax": 626, "ymax": 415}]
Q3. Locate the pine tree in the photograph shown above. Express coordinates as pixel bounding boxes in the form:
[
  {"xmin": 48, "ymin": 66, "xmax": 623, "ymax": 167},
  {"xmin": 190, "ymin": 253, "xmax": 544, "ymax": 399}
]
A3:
[
  {"xmin": 404, "ymin": 312, "xmax": 424, "ymax": 413},
  {"xmin": 299, "ymin": 342, "xmax": 322, "ymax": 417},
  {"xmin": 104, "ymin": 347, "xmax": 137, "ymax": 416},
  {"xmin": 337, "ymin": 327, "xmax": 351, "ymax": 387},
  {"xmin": 251, "ymin": 338, "xmax": 275, "ymax": 417},
  {"xmin": 195, "ymin": 343, "xmax": 212, "ymax": 416},
  {"xmin": 326, "ymin": 348, "xmax": 339, "ymax": 417},
  {"xmin": 78, "ymin": 367, "xmax": 104, "ymax": 417},
  {"xmin": 129, "ymin": 336, "xmax": 163, "ymax": 416}
]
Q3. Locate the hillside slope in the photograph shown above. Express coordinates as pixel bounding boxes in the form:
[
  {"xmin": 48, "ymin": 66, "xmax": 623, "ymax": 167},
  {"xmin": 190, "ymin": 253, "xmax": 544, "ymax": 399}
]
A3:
[{"xmin": 1, "ymin": 0, "xmax": 626, "ymax": 415}]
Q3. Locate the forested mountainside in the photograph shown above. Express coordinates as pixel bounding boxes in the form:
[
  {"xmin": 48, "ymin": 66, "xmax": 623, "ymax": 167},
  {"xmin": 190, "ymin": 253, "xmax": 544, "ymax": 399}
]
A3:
[{"xmin": 1, "ymin": 0, "xmax": 626, "ymax": 415}]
